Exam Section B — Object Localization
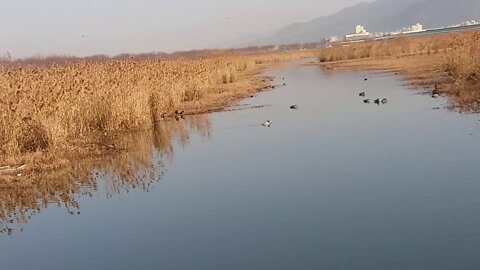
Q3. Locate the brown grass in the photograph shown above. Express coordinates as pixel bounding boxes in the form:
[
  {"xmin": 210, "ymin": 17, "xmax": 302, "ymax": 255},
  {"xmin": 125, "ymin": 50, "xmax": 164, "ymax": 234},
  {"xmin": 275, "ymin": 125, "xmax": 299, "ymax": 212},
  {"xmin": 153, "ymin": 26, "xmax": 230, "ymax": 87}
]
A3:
[
  {"xmin": 0, "ymin": 51, "xmax": 313, "ymax": 233},
  {"xmin": 0, "ymin": 51, "xmax": 309, "ymax": 160},
  {"xmin": 317, "ymin": 30, "xmax": 480, "ymax": 111}
]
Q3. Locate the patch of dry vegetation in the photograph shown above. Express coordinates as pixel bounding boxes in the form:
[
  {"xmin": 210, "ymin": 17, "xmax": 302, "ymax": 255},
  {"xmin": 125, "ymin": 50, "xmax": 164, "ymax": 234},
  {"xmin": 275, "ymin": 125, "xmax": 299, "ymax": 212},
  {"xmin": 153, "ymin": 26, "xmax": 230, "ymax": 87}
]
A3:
[
  {"xmin": 0, "ymin": 52, "xmax": 308, "ymax": 160},
  {"xmin": 317, "ymin": 31, "xmax": 480, "ymax": 111}
]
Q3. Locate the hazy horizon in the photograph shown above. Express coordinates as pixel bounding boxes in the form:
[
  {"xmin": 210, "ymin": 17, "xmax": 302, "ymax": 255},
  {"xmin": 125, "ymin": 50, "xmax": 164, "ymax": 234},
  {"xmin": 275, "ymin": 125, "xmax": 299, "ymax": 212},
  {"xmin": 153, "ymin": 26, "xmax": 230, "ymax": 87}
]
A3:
[{"xmin": 1, "ymin": 0, "xmax": 373, "ymax": 58}]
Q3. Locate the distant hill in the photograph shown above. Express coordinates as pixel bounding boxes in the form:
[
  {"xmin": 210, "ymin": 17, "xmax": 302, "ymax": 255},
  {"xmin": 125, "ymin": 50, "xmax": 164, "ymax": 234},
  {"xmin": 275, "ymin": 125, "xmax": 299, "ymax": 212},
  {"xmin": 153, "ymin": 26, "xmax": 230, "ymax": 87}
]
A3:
[{"xmin": 256, "ymin": 0, "xmax": 480, "ymax": 45}]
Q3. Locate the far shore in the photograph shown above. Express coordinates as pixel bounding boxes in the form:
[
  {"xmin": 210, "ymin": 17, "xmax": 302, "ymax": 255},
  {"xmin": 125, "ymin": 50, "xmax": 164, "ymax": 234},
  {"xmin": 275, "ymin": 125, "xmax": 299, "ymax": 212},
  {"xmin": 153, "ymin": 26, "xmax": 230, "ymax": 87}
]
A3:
[{"xmin": 314, "ymin": 30, "xmax": 480, "ymax": 113}]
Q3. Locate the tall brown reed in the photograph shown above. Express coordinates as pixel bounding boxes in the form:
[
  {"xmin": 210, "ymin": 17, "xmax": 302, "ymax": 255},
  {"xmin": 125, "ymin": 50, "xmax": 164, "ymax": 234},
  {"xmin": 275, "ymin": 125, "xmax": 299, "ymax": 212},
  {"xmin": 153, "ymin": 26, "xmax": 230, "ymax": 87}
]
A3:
[{"xmin": 0, "ymin": 52, "xmax": 307, "ymax": 157}]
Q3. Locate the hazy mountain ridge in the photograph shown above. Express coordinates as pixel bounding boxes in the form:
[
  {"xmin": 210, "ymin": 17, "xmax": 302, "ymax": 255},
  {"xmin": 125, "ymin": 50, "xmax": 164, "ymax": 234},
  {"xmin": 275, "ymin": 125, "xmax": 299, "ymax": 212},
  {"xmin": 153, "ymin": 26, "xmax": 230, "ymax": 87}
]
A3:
[{"xmin": 256, "ymin": 0, "xmax": 480, "ymax": 45}]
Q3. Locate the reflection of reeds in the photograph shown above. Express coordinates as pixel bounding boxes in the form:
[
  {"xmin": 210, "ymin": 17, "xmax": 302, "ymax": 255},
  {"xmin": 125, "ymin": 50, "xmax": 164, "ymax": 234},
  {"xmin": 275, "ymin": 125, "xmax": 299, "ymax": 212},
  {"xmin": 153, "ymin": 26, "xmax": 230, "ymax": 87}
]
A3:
[{"xmin": 0, "ymin": 115, "xmax": 210, "ymax": 235}]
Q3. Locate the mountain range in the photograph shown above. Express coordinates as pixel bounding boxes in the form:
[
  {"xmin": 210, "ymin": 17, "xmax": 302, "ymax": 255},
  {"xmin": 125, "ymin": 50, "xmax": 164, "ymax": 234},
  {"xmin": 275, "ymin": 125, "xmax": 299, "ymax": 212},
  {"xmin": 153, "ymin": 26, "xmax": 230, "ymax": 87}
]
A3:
[{"xmin": 253, "ymin": 0, "xmax": 480, "ymax": 45}]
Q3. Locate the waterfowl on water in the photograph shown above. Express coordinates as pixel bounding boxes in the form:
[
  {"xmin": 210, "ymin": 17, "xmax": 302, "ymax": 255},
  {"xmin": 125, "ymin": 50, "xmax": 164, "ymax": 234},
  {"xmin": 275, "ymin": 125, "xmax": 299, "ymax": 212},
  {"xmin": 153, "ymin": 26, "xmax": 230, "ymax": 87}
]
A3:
[
  {"xmin": 363, "ymin": 99, "xmax": 370, "ymax": 104},
  {"xmin": 364, "ymin": 78, "xmax": 368, "ymax": 81},
  {"xmin": 290, "ymin": 104, "xmax": 298, "ymax": 110},
  {"xmin": 374, "ymin": 98, "xmax": 380, "ymax": 105},
  {"xmin": 175, "ymin": 109, "xmax": 184, "ymax": 115},
  {"xmin": 262, "ymin": 120, "xmax": 271, "ymax": 127},
  {"xmin": 283, "ymin": 83, "xmax": 286, "ymax": 86},
  {"xmin": 359, "ymin": 92, "xmax": 366, "ymax": 97},
  {"xmin": 432, "ymin": 84, "xmax": 440, "ymax": 98},
  {"xmin": 381, "ymin": 98, "xmax": 388, "ymax": 104}
]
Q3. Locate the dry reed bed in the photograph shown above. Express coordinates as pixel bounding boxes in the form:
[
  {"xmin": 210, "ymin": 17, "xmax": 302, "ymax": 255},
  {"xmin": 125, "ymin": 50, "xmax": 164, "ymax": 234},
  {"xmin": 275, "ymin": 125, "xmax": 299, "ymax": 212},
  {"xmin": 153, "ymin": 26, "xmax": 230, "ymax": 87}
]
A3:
[
  {"xmin": 317, "ymin": 30, "xmax": 480, "ymax": 111},
  {"xmin": 0, "ymin": 51, "xmax": 310, "ymax": 234},
  {"xmin": 0, "ymin": 52, "xmax": 308, "ymax": 158}
]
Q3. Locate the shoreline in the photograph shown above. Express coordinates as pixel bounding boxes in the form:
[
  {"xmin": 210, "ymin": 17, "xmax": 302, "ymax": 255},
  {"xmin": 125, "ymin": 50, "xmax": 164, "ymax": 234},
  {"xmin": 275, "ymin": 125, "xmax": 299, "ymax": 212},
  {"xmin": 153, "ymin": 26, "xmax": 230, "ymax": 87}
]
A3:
[
  {"xmin": 316, "ymin": 54, "xmax": 479, "ymax": 112},
  {"xmin": 0, "ymin": 55, "xmax": 298, "ymax": 179}
]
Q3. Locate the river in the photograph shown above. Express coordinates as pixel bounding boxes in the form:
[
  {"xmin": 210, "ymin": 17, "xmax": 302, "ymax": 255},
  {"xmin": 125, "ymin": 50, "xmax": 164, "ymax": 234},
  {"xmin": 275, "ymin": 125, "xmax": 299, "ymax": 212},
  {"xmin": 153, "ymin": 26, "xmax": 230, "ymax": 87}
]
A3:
[{"xmin": 1, "ymin": 60, "xmax": 480, "ymax": 270}]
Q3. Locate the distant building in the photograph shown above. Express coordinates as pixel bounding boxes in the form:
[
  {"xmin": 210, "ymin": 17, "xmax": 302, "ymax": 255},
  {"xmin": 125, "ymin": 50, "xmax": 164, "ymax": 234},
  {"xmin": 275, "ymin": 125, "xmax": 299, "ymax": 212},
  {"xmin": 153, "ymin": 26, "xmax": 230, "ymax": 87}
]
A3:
[
  {"xmin": 401, "ymin": 23, "xmax": 424, "ymax": 34},
  {"xmin": 345, "ymin": 25, "xmax": 371, "ymax": 41},
  {"xmin": 1, "ymin": 50, "xmax": 13, "ymax": 61},
  {"xmin": 327, "ymin": 36, "xmax": 339, "ymax": 43},
  {"xmin": 461, "ymin": 20, "xmax": 479, "ymax": 26}
]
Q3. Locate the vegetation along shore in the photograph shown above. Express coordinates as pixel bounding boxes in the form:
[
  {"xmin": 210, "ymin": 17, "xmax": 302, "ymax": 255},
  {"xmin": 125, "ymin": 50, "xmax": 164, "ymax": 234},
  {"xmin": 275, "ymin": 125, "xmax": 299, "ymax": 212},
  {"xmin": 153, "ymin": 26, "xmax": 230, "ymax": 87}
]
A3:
[
  {"xmin": 0, "ymin": 51, "xmax": 311, "ymax": 177},
  {"xmin": 317, "ymin": 30, "xmax": 480, "ymax": 112}
]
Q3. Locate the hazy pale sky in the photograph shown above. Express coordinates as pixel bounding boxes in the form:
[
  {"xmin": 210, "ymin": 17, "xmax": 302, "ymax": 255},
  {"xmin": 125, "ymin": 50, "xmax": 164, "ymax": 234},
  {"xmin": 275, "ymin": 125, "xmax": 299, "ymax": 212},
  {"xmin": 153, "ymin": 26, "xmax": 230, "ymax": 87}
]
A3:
[{"xmin": 1, "ymin": 0, "xmax": 370, "ymax": 58}]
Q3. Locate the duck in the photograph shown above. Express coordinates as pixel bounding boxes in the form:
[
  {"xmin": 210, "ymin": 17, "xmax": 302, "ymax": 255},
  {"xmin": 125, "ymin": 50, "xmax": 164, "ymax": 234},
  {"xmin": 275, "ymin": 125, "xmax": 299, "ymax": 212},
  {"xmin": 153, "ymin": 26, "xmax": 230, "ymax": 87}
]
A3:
[
  {"xmin": 364, "ymin": 78, "xmax": 368, "ymax": 81},
  {"xmin": 359, "ymin": 92, "xmax": 366, "ymax": 97},
  {"xmin": 262, "ymin": 120, "xmax": 271, "ymax": 127},
  {"xmin": 374, "ymin": 98, "xmax": 380, "ymax": 105},
  {"xmin": 432, "ymin": 84, "xmax": 440, "ymax": 98},
  {"xmin": 363, "ymin": 99, "xmax": 370, "ymax": 104},
  {"xmin": 290, "ymin": 104, "xmax": 298, "ymax": 110},
  {"xmin": 381, "ymin": 98, "xmax": 388, "ymax": 104},
  {"xmin": 175, "ymin": 109, "xmax": 184, "ymax": 115}
]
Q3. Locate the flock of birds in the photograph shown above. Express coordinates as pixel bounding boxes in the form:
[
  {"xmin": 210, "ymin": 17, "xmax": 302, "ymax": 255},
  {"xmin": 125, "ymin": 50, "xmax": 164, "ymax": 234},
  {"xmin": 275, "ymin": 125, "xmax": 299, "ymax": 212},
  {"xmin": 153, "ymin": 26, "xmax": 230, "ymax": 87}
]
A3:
[
  {"xmin": 261, "ymin": 76, "xmax": 393, "ymax": 127},
  {"xmin": 359, "ymin": 91, "xmax": 388, "ymax": 105},
  {"xmin": 262, "ymin": 77, "xmax": 290, "ymax": 127},
  {"xmin": 359, "ymin": 78, "xmax": 388, "ymax": 105}
]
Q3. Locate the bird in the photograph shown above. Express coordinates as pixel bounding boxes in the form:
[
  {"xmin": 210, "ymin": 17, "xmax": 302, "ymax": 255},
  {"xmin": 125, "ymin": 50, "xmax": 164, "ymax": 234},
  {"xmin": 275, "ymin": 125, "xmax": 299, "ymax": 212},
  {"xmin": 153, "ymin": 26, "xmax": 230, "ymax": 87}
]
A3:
[
  {"xmin": 374, "ymin": 98, "xmax": 380, "ymax": 105},
  {"xmin": 359, "ymin": 92, "xmax": 366, "ymax": 97},
  {"xmin": 364, "ymin": 78, "xmax": 368, "ymax": 81},
  {"xmin": 363, "ymin": 99, "xmax": 370, "ymax": 104},
  {"xmin": 262, "ymin": 120, "xmax": 271, "ymax": 127},
  {"xmin": 175, "ymin": 109, "xmax": 184, "ymax": 115},
  {"xmin": 381, "ymin": 98, "xmax": 388, "ymax": 104},
  {"xmin": 290, "ymin": 104, "xmax": 298, "ymax": 110},
  {"xmin": 283, "ymin": 83, "xmax": 286, "ymax": 86},
  {"xmin": 432, "ymin": 84, "xmax": 440, "ymax": 98}
]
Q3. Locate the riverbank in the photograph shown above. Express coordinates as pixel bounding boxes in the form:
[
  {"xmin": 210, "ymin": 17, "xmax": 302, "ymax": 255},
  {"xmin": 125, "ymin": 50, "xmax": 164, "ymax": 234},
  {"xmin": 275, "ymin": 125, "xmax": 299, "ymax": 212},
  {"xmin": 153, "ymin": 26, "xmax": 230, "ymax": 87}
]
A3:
[
  {"xmin": 0, "ymin": 51, "xmax": 311, "ymax": 178},
  {"xmin": 316, "ymin": 30, "xmax": 480, "ymax": 112}
]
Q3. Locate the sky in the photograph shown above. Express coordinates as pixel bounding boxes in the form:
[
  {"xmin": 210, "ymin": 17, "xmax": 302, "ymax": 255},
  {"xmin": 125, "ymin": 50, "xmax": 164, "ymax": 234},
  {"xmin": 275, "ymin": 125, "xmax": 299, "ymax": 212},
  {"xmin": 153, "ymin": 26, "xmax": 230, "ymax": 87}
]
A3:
[{"xmin": 0, "ymin": 0, "xmax": 370, "ymax": 58}]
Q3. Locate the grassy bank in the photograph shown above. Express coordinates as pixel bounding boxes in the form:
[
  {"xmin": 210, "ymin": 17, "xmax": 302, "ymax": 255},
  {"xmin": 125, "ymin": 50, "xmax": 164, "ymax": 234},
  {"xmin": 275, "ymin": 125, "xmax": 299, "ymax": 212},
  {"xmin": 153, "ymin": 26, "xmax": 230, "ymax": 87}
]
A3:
[
  {"xmin": 317, "ymin": 30, "xmax": 480, "ymax": 112},
  {"xmin": 0, "ymin": 51, "xmax": 309, "ymax": 162}
]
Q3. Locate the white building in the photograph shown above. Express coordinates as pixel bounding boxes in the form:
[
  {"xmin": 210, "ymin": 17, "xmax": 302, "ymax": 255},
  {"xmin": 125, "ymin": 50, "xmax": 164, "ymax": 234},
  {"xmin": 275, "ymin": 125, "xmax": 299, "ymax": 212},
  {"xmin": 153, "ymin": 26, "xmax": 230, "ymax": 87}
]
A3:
[
  {"xmin": 401, "ymin": 23, "xmax": 424, "ymax": 34},
  {"xmin": 461, "ymin": 20, "xmax": 479, "ymax": 26},
  {"xmin": 327, "ymin": 36, "xmax": 339, "ymax": 43},
  {"xmin": 345, "ymin": 25, "xmax": 371, "ymax": 41}
]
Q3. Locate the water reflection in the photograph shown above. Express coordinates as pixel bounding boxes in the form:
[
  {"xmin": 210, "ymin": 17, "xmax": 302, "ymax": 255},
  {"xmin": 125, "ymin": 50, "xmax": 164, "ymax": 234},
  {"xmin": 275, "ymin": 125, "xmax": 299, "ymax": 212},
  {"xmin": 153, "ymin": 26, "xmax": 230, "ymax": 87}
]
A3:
[{"xmin": 0, "ymin": 115, "xmax": 211, "ymax": 235}]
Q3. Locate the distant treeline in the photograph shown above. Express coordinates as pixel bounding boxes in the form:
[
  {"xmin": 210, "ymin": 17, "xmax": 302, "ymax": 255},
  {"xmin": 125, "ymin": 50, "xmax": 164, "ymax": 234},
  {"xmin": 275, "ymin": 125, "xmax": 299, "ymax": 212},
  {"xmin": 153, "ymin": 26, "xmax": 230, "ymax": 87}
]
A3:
[{"xmin": 0, "ymin": 43, "xmax": 321, "ymax": 68}]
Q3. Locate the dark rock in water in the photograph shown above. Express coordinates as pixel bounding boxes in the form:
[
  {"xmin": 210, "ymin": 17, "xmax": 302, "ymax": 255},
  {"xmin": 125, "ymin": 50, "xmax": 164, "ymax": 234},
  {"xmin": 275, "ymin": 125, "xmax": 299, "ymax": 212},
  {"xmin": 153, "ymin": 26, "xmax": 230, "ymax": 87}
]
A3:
[{"xmin": 290, "ymin": 104, "xmax": 298, "ymax": 110}]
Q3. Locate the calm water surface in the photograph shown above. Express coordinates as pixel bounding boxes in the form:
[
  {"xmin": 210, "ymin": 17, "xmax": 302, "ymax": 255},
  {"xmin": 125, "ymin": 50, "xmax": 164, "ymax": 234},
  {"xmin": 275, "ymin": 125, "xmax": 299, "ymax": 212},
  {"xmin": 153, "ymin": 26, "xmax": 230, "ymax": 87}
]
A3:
[{"xmin": 2, "ymin": 60, "xmax": 480, "ymax": 270}]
